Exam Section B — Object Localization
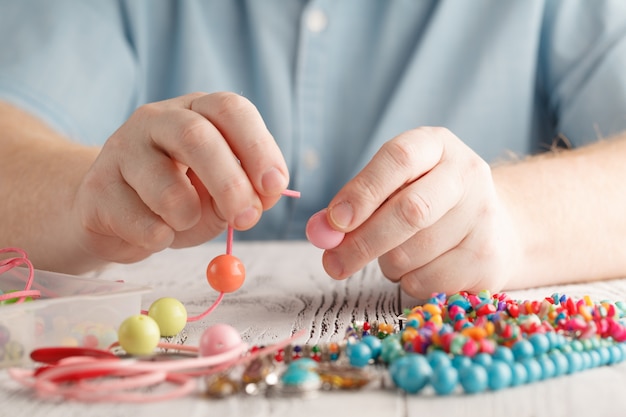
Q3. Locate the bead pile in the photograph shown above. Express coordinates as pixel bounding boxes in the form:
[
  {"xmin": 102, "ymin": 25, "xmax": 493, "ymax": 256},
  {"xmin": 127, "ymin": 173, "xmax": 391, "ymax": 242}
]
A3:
[{"xmin": 341, "ymin": 290, "xmax": 626, "ymax": 395}]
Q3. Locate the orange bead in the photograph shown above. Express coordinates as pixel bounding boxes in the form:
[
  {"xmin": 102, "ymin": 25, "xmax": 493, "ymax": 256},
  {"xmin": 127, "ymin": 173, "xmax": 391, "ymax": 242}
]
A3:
[
  {"xmin": 206, "ymin": 254, "xmax": 246, "ymax": 293},
  {"xmin": 461, "ymin": 326, "xmax": 487, "ymax": 341},
  {"xmin": 401, "ymin": 327, "xmax": 418, "ymax": 343}
]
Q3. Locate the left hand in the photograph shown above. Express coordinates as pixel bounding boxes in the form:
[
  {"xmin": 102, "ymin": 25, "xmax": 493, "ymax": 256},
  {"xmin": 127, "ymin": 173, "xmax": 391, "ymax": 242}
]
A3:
[{"xmin": 319, "ymin": 127, "xmax": 521, "ymax": 299}]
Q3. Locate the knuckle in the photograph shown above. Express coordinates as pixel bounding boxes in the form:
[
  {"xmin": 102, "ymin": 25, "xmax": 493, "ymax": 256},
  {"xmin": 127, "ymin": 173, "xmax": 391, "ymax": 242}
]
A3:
[
  {"xmin": 157, "ymin": 183, "xmax": 200, "ymax": 230},
  {"xmin": 400, "ymin": 275, "xmax": 438, "ymax": 298},
  {"xmin": 213, "ymin": 92, "xmax": 256, "ymax": 120},
  {"xmin": 467, "ymin": 154, "xmax": 491, "ymax": 179},
  {"xmin": 381, "ymin": 136, "xmax": 418, "ymax": 171},
  {"xmin": 350, "ymin": 175, "xmax": 385, "ymax": 208},
  {"xmin": 473, "ymin": 232, "xmax": 500, "ymax": 263},
  {"xmin": 348, "ymin": 233, "xmax": 377, "ymax": 266},
  {"xmin": 132, "ymin": 102, "xmax": 162, "ymax": 123},
  {"xmin": 399, "ymin": 273, "xmax": 432, "ymax": 299},
  {"xmin": 218, "ymin": 175, "xmax": 250, "ymax": 196},
  {"xmin": 426, "ymin": 126, "xmax": 453, "ymax": 137},
  {"xmin": 141, "ymin": 221, "xmax": 174, "ymax": 251},
  {"xmin": 176, "ymin": 120, "xmax": 212, "ymax": 154},
  {"xmin": 400, "ymin": 269, "xmax": 453, "ymax": 299},
  {"xmin": 396, "ymin": 190, "xmax": 434, "ymax": 231},
  {"xmin": 158, "ymin": 183, "xmax": 188, "ymax": 210},
  {"xmin": 379, "ymin": 247, "xmax": 412, "ymax": 280},
  {"xmin": 80, "ymin": 168, "xmax": 108, "ymax": 195}
]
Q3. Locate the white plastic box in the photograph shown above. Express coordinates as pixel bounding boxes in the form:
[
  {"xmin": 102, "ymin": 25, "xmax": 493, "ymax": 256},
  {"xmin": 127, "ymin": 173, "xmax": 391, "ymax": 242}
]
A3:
[{"xmin": 0, "ymin": 267, "xmax": 151, "ymax": 367}]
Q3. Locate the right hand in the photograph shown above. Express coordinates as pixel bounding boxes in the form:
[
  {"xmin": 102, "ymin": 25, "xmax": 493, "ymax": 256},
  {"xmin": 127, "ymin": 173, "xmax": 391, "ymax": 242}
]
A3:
[{"xmin": 72, "ymin": 92, "xmax": 289, "ymax": 264}]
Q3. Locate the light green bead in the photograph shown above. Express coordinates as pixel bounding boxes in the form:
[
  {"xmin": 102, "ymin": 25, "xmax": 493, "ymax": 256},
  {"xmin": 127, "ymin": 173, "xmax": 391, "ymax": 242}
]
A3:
[
  {"xmin": 381, "ymin": 335, "xmax": 405, "ymax": 364},
  {"xmin": 118, "ymin": 314, "xmax": 161, "ymax": 355},
  {"xmin": 148, "ymin": 297, "xmax": 188, "ymax": 337}
]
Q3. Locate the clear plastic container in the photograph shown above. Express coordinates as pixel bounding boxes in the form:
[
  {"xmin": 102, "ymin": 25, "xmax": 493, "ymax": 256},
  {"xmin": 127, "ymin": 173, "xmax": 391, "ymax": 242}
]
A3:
[{"xmin": 0, "ymin": 267, "xmax": 151, "ymax": 367}]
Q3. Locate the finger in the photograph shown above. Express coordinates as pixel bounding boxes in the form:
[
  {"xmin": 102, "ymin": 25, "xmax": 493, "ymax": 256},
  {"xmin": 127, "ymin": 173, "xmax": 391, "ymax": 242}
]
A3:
[
  {"xmin": 190, "ymin": 92, "xmax": 290, "ymax": 201},
  {"xmin": 170, "ymin": 169, "xmax": 228, "ymax": 248},
  {"xmin": 398, "ymin": 231, "xmax": 506, "ymax": 299},
  {"xmin": 397, "ymin": 248, "xmax": 481, "ymax": 299},
  {"xmin": 117, "ymin": 141, "xmax": 202, "ymax": 232},
  {"xmin": 81, "ymin": 179, "xmax": 175, "ymax": 258},
  {"xmin": 326, "ymin": 127, "xmax": 451, "ymax": 232},
  {"xmin": 80, "ymin": 232, "xmax": 154, "ymax": 264},
  {"xmin": 130, "ymin": 99, "xmax": 262, "ymax": 230},
  {"xmin": 322, "ymin": 157, "xmax": 465, "ymax": 280},
  {"xmin": 378, "ymin": 213, "xmax": 469, "ymax": 282}
]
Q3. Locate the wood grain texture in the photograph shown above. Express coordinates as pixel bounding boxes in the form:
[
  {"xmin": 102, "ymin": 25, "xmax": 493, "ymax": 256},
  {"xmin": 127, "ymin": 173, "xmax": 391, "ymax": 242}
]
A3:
[{"xmin": 2, "ymin": 241, "xmax": 626, "ymax": 417}]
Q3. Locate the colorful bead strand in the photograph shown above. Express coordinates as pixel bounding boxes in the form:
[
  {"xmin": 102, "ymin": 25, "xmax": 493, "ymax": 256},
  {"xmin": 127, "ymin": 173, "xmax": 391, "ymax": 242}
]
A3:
[{"xmin": 341, "ymin": 291, "xmax": 626, "ymax": 395}]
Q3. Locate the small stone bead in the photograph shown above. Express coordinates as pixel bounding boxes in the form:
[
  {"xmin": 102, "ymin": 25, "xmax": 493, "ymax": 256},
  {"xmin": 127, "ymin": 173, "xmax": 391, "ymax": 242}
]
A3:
[
  {"xmin": 347, "ymin": 342, "xmax": 372, "ymax": 368},
  {"xmin": 537, "ymin": 355, "xmax": 556, "ymax": 379},
  {"xmin": 361, "ymin": 335, "xmax": 382, "ymax": 359},
  {"xmin": 451, "ymin": 355, "xmax": 473, "ymax": 371},
  {"xmin": 486, "ymin": 360, "xmax": 512, "ymax": 391},
  {"xmin": 459, "ymin": 364, "xmax": 488, "ymax": 394},
  {"xmin": 427, "ymin": 350, "xmax": 452, "ymax": 370},
  {"xmin": 389, "ymin": 354, "xmax": 432, "ymax": 394},
  {"xmin": 509, "ymin": 362, "xmax": 528, "ymax": 386},
  {"xmin": 492, "ymin": 346, "xmax": 515, "ymax": 365},
  {"xmin": 431, "ymin": 365, "xmax": 458, "ymax": 395},
  {"xmin": 511, "ymin": 339, "xmax": 534, "ymax": 361},
  {"xmin": 528, "ymin": 333, "xmax": 550, "ymax": 356},
  {"xmin": 549, "ymin": 351, "xmax": 569, "ymax": 376},
  {"xmin": 521, "ymin": 358, "xmax": 542, "ymax": 382}
]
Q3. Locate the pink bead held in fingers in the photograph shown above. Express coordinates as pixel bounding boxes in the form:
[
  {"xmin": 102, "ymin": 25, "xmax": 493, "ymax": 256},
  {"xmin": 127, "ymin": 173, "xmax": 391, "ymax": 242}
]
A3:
[{"xmin": 306, "ymin": 209, "xmax": 345, "ymax": 250}]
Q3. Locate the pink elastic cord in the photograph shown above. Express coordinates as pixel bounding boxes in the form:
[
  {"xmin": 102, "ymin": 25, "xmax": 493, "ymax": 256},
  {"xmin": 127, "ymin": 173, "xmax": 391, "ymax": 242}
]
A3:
[
  {"xmin": 186, "ymin": 292, "xmax": 225, "ymax": 322},
  {"xmin": 226, "ymin": 226, "xmax": 234, "ymax": 255},
  {"xmin": 8, "ymin": 345, "xmax": 242, "ymax": 403},
  {"xmin": 0, "ymin": 289, "xmax": 40, "ymax": 302},
  {"xmin": 0, "ymin": 247, "xmax": 41, "ymax": 303},
  {"xmin": 9, "ymin": 330, "xmax": 306, "ymax": 403},
  {"xmin": 140, "ymin": 292, "xmax": 225, "ymax": 322},
  {"xmin": 153, "ymin": 189, "xmax": 299, "ymax": 323},
  {"xmin": 281, "ymin": 189, "xmax": 301, "ymax": 198}
]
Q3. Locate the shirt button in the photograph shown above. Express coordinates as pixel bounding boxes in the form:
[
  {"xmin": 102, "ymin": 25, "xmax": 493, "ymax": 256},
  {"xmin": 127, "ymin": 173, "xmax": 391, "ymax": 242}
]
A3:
[
  {"xmin": 303, "ymin": 149, "xmax": 320, "ymax": 170},
  {"xmin": 305, "ymin": 9, "xmax": 328, "ymax": 33}
]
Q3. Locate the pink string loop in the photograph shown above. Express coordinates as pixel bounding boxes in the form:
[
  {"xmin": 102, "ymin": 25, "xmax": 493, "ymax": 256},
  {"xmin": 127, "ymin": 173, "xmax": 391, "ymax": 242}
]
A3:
[
  {"xmin": 8, "ymin": 329, "xmax": 305, "ymax": 403},
  {"xmin": 0, "ymin": 247, "xmax": 41, "ymax": 303}
]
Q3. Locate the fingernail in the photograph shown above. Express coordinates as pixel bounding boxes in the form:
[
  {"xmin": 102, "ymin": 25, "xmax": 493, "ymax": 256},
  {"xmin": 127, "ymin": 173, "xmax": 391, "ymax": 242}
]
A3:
[
  {"xmin": 261, "ymin": 167, "xmax": 288, "ymax": 194},
  {"xmin": 328, "ymin": 201, "xmax": 353, "ymax": 229},
  {"xmin": 324, "ymin": 252, "xmax": 344, "ymax": 278},
  {"xmin": 234, "ymin": 206, "xmax": 259, "ymax": 229}
]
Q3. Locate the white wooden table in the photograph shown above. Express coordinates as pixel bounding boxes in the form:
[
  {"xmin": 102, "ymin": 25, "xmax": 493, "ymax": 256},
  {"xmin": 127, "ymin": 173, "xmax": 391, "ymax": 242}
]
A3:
[{"xmin": 2, "ymin": 241, "xmax": 626, "ymax": 417}]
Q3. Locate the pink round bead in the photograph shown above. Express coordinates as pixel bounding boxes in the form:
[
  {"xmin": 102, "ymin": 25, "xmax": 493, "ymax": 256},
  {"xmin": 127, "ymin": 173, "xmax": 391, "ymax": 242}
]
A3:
[
  {"xmin": 199, "ymin": 324, "xmax": 243, "ymax": 357},
  {"xmin": 305, "ymin": 209, "xmax": 345, "ymax": 250},
  {"xmin": 462, "ymin": 340, "xmax": 478, "ymax": 357}
]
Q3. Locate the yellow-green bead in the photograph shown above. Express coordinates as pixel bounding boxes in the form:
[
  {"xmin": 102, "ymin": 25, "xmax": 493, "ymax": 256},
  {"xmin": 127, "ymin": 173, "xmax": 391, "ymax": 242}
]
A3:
[
  {"xmin": 148, "ymin": 297, "xmax": 188, "ymax": 337},
  {"xmin": 118, "ymin": 314, "xmax": 160, "ymax": 355}
]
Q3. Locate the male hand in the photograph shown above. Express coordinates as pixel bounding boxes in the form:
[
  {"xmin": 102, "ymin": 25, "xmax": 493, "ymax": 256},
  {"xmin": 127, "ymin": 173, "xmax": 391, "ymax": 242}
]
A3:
[
  {"xmin": 320, "ymin": 127, "xmax": 520, "ymax": 299},
  {"xmin": 73, "ymin": 92, "xmax": 289, "ymax": 264}
]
